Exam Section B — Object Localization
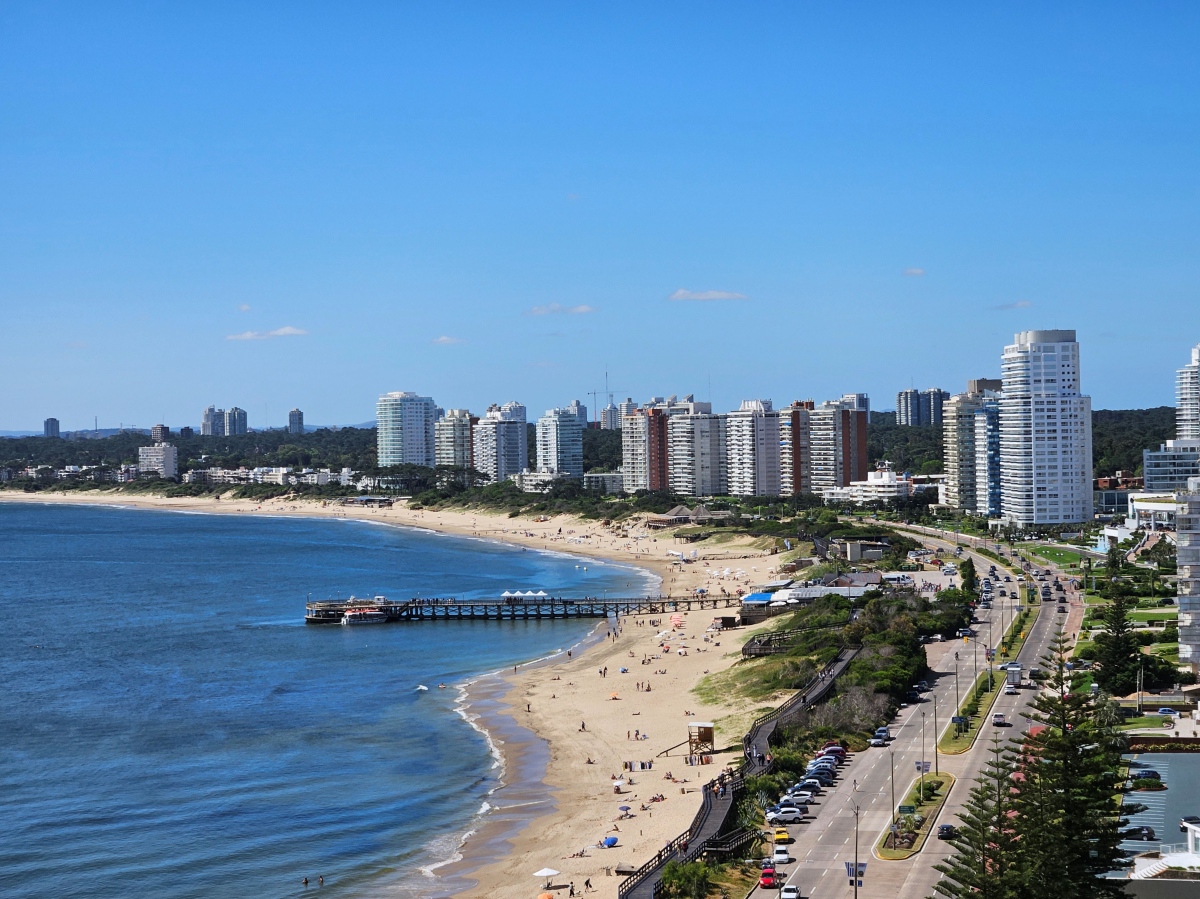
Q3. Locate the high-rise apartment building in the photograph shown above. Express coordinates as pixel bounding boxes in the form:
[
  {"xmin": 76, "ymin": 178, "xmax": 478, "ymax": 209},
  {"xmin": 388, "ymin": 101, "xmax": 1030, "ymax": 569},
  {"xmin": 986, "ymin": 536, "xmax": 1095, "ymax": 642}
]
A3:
[
  {"xmin": 599, "ymin": 402, "xmax": 620, "ymax": 430},
  {"xmin": 138, "ymin": 443, "xmax": 178, "ymax": 479},
  {"xmin": 667, "ymin": 413, "xmax": 727, "ymax": 496},
  {"xmin": 1144, "ymin": 441, "xmax": 1200, "ymax": 492},
  {"xmin": 201, "ymin": 406, "xmax": 225, "ymax": 437},
  {"xmin": 725, "ymin": 400, "xmax": 781, "ymax": 497},
  {"xmin": 921, "ymin": 388, "xmax": 949, "ymax": 426},
  {"xmin": 224, "ymin": 407, "xmax": 248, "ymax": 436},
  {"xmin": 376, "ymin": 391, "xmax": 438, "ymax": 467},
  {"xmin": 896, "ymin": 389, "xmax": 922, "ymax": 426},
  {"xmin": 43, "ymin": 418, "xmax": 60, "ymax": 438},
  {"xmin": 780, "ymin": 401, "xmax": 815, "ymax": 495},
  {"xmin": 1178, "ymin": 344, "xmax": 1200, "ymax": 441},
  {"xmin": 1176, "ymin": 476, "xmax": 1200, "ymax": 674},
  {"xmin": 151, "ymin": 424, "xmax": 170, "ymax": 443},
  {"xmin": 536, "ymin": 407, "xmax": 584, "ymax": 478},
  {"xmin": 622, "ymin": 396, "xmax": 710, "ymax": 492},
  {"xmin": 618, "ymin": 398, "xmax": 639, "ymax": 418},
  {"xmin": 288, "ymin": 409, "xmax": 304, "ymax": 435},
  {"xmin": 999, "ymin": 330, "xmax": 1093, "ymax": 526},
  {"xmin": 943, "ymin": 393, "xmax": 984, "ymax": 511},
  {"xmin": 564, "ymin": 399, "xmax": 589, "ymax": 431},
  {"xmin": 809, "ymin": 397, "xmax": 869, "ymax": 493},
  {"xmin": 973, "ymin": 400, "xmax": 1001, "ymax": 517},
  {"xmin": 896, "ymin": 388, "xmax": 947, "ymax": 426},
  {"xmin": 472, "ymin": 402, "xmax": 527, "ymax": 483},
  {"xmin": 435, "ymin": 409, "xmax": 475, "ymax": 468}
]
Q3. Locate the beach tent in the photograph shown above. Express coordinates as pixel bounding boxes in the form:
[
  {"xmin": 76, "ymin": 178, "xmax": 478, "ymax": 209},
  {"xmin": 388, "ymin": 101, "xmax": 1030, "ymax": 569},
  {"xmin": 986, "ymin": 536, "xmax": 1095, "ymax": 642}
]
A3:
[
  {"xmin": 501, "ymin": 591, "xmax": 514, "ymax": 597},
  {"xmin": 602, "ymin": 836, "xmax": 619, "ymax": 848},
  {"xmin": 533, "ymin": 868, "xmax": 560, "ymax": 888},
  {"xmin": 535, "ymin": 590, "xmax": 548, "ymax": 597}
]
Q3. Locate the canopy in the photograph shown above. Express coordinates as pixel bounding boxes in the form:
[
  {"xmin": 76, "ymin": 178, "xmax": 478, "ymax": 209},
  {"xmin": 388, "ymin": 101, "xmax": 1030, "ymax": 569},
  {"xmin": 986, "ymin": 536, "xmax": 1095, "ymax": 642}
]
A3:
[
  {"xmin": 618, "ymin": 805, "xmax": 631, "ymax": 811},
  {"xmin": 533, "ymin": 868, "xmax": 560, "ymax": 878}
]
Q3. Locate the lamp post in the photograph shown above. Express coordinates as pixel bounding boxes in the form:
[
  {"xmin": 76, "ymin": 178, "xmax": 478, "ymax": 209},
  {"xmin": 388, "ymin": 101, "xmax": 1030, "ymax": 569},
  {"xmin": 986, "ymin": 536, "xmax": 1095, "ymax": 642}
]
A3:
[
  {"xmin": 889, "ymin": 750, "xmax": 896, "ymax": 848},
  {"xmin": 932, "ymin": 694, "xmax": 939, "ymax": 776},
  {"xmin": 920, "ymin": 711, "xmax": 927, "ymax": 797}
]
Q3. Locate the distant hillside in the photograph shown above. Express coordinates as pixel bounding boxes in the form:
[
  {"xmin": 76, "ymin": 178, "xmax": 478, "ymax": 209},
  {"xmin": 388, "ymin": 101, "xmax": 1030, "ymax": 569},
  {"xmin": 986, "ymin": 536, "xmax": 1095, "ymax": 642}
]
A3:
[
  {"xmin": 867, "ymin": 406, "xmax": 1178, "ymax": 478},
  {"xmin": 1091, "ymin": 406, "xmax": 1175, "ymax": 476}
]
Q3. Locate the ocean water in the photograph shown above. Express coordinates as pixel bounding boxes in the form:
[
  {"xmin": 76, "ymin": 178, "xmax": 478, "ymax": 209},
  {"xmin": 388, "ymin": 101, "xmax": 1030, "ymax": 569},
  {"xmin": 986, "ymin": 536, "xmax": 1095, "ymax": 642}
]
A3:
[{"xmin": 0, "ymin": 503, "xmax": 654, "ymax": 899}]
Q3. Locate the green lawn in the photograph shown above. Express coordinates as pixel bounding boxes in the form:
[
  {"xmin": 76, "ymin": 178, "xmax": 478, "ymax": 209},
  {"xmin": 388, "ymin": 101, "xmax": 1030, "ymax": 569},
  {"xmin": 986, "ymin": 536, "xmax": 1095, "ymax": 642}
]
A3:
[
  {"xmin": 1027, "ymin": 546, "xmax": 1087, "ymax": 567},
  {"xmin": 1128, "ymin": 609, "xmax": 1178, "ymax": 623}
]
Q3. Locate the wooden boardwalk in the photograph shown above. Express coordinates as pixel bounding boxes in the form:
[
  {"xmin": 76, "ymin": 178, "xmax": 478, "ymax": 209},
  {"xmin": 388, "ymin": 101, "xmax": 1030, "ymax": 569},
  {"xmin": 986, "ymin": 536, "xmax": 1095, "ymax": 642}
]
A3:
[{"xmin": 304, "ymin": 594, "xmax": 742, "ymax": 624}]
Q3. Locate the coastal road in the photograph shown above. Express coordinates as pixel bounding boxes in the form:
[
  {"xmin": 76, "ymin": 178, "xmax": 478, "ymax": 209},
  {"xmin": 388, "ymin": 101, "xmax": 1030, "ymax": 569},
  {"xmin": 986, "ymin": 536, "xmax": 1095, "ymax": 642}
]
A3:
[{"xmin": 757, "ymin": 532, "xmax": 1080, "ymax": 899}]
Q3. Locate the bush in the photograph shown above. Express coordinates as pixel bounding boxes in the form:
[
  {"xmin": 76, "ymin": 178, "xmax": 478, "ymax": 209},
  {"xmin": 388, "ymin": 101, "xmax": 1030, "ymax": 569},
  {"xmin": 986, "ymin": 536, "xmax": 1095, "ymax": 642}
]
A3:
[{"xmin": 660, "ymin": 860, "xmax": 712, "ymax": 899}]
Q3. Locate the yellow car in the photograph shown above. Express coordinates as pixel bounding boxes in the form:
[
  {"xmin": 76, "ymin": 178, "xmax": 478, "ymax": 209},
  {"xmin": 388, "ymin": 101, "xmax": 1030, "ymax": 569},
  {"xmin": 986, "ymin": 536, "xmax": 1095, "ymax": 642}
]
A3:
[{"xmin": 774, "ymin": 828, "xmax": 790, "ymax": 843}]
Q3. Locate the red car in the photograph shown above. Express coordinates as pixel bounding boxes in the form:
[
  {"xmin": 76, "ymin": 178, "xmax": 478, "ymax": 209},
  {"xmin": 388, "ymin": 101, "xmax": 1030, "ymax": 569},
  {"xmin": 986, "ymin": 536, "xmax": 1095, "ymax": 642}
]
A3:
[{"xmin": 760, "ymin": 869, "xmax": 777, "ymax": 888}]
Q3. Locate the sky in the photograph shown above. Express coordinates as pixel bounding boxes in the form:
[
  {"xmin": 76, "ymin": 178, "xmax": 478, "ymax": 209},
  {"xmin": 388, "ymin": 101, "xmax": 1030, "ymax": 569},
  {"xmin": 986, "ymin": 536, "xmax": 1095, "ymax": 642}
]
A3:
[{"xmin": 2, "ymin": 4, "xmax": 1199, "ymax": 431}]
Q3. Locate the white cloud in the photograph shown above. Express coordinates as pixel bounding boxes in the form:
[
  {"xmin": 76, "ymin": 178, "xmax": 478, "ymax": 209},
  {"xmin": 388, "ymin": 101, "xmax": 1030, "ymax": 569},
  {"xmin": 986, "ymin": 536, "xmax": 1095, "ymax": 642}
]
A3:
[
  {"xmin": 226, "ymin": 325, "xmax": 308, "ymax": 341},
  {"xmin": 237, "ymin": 304, "xmax": 252, "ymax": 312},
  {"xmin": 527, "ymin": 303, "xmax": 595, "ymax": 316},
  {"xmin": 993, "ymin": 300, "xmax": 1032, "ymax": 310},
  {"xmin": 667, "ymin": 289, "xmax": 748, "ymax": 302},
  {"xmin": 432, "ymin": 335, "xmax": 463, "ymax": 345},
  {"xmin": 903, "ymin": 268, "xmax": 926, "ymax": 277}
]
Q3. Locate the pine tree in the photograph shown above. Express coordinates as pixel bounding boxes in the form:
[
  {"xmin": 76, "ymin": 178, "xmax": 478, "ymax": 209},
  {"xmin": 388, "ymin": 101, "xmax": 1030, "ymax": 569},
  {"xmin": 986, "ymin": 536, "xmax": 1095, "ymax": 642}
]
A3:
[
  {"xmin": 1011, "ymin": 631, "xmax": 1137, "ymax": 899},
  {"xmin": 1093, "ymin": 592, "xmax": 1139, "ymax": 696},
  {"xmin": 934, "ymin": 740, "xmax": 1024, "ymax": 899},
  {"xmin": 959, "ymin": 556, "xmax": 977, "ymax": 595}
]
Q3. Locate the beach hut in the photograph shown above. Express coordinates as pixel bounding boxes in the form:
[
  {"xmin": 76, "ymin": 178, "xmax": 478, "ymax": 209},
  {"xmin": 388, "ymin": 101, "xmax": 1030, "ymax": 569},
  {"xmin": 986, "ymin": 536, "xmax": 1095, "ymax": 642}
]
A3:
[{"xmin": 688, "ymin": 722, "xmax": 715, "ymax": 755}]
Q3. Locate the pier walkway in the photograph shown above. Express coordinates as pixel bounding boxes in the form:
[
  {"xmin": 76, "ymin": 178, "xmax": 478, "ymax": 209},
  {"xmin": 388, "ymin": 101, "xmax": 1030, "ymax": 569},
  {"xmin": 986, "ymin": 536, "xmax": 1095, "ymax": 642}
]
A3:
[{"xmin": 304, "ymin": 594, "xmax": 742, "ymax": 624}]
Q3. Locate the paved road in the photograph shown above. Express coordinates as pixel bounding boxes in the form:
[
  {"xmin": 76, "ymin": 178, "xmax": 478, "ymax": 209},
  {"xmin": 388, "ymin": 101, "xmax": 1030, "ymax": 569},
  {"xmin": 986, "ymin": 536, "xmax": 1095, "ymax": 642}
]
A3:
[{"xmin": 752, "ymin": 529, "xmax": 1083, "ymax": 899}]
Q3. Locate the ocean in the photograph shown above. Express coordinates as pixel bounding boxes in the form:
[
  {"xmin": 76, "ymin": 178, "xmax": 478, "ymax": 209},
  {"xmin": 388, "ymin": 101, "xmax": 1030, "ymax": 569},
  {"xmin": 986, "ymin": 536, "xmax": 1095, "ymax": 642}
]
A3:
[{"xmin": 0, "ymin": 503, "xmax": 655, "ymax": 899}]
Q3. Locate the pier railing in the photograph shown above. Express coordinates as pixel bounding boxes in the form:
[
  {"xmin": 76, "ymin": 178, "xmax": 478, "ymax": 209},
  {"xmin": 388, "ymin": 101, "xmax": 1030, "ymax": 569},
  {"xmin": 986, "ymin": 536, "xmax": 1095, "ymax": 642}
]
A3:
[{"xmin": 305, "ymin": 594, "xmax": 744, "ymax": 624}]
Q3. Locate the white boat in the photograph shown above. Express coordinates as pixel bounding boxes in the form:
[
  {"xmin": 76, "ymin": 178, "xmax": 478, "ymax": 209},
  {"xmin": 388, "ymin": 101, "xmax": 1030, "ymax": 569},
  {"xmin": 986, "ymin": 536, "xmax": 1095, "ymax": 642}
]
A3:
[{"xmin": 342, "ymin": 607, "xmax": 388, "ymax": 625}]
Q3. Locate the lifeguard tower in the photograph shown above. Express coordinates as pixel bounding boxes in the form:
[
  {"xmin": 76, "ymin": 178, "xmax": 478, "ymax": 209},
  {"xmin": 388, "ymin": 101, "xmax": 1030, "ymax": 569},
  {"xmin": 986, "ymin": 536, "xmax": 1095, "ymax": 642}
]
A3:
[{"xmin": 688, "ymin": 722, "xmax": 715, "ymax": 755}]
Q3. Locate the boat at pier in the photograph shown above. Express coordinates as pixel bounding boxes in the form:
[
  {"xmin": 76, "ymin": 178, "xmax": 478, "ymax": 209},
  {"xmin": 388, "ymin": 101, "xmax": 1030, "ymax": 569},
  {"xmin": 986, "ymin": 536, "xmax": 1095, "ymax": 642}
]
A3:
[{"xmin": 341, "ymin": 607, "xmax": 389, "ymax": 625}]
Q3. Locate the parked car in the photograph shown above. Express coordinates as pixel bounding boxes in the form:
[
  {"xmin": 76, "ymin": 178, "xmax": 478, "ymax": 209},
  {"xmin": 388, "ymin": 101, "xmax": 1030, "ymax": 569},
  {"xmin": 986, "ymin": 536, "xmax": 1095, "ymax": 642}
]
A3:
[
  {"xmin": 1137, "ymin": 770, "xmax": 1162, "ymax": 781},
  {"xmin": 869, "ymin": 736, "xmax": 887, "ymax": 747},
  {"xmin": 786, "ymin": 790, "xmax": 816, "ymax": 804},
  {"xmin": 781, "ymin": 886, "xmax": 802, "ymax": 899},
  {"xmin": 766, "ymin": 808, "xmax": 806, "ymax": 825},
  {"xmin": 773, "ymin": 845, "xmax": 790, "ymax": 864},
  {"xmin": 1181, "ymin": 815, "xmax": 1200, "ymax": 832},
  {"xmin": 937, "ymin": 824, "xmax": 958, "ymax": 840},
  {"xmin": 760, "ymin": 869, "xmax": 777, "ymax": 888},
  {"xmin": 1156, "ymin": 708, "xmax": 1176, "ymax": 716}
]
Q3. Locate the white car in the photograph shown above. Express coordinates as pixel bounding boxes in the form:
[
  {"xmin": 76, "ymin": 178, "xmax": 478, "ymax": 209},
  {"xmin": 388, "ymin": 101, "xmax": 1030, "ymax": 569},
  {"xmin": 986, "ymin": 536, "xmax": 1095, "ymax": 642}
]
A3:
[
  {"xmin": 787, "ymin": 790, "xmax": 816, "ymax": 804},
  {"xmin": 773, "ymin": 845, "xmax": 790, "ymax": 863},
  {"xmin": 781, "ymin": 886, "xmax": 802, "ymax": 899},
  {"xmin": 869, "ymin": 736, "xmax": 887, "ymax": 747}
]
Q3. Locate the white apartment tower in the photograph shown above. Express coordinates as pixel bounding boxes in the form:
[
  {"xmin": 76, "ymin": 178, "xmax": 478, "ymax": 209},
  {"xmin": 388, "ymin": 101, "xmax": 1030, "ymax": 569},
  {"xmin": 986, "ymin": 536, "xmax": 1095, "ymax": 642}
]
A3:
[
  {"xmin": 725, "ymin": 400, "xmax": 781, "ymax": 497},
  {"xmin": 435, "ymin": 409, "xmax": 475, "ymax": 468},
  {"xmin": 599, "ymin": 402, "xmax": 620, "ymax": 430},
  {"xmin": 472, "ymin": 402, "xmax": 527, "ymax": 483},
  {"xmin": 1178, "ymin": 344, "xmax": 1200, "ymax": 441},
  {"xmin": 564, "ymin": 399, "xmax": 589, "ymax": 431},
  {"xmin": 376, "ymin": 391, "xmax": 438, "ymax": 467},
  {"xmin": 999, "ymin": 330, "xmax": 1093, "ymax": 526},
  {"xmin": 536, "ymin": 407, "xmax": 584, "ymax": 478},
  {"xmin": 668, "ymin": 413, "xmax": 727, "ymax": 497},
  {"xmin": 943, "ymin": 393, "xmax": 985, "ymax": 512},
  {"xmin": 138, "ymin": 443, "xmax": 178, "ymax": 479},
  {"xmin": 1176, "ymin": 476, "xmax": 1200, "ymax": 673}
]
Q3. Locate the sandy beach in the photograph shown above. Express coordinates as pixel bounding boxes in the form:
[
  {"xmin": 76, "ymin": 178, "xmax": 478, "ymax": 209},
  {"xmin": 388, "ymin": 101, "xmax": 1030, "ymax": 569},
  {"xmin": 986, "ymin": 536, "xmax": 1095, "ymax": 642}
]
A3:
[{"xmin": 1, "ymin": 490, "xmax": 785, "ymax": 898}]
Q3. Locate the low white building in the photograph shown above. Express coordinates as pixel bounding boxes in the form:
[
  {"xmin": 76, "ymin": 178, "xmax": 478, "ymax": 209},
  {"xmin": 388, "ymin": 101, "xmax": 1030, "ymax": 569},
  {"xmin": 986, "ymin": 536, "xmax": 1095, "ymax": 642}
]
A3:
[
  {"xmin": 822, "ymin": 462, "xmax": 912, "ymax": 505},
  {"xmin": 583, "ymin": 471, "xmax": 623, "ymax": 494},
  {"xmin": 509, "ymin": 470, "xmax": 563, "ymax": 493}
]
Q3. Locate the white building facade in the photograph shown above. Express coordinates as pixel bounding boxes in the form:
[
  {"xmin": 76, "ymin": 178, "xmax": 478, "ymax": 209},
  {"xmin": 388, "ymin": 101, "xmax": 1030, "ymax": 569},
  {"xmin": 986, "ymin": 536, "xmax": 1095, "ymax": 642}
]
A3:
[
  {"xmin": 999, "ymin": 330, "xmax": 1094, "ymax": 526},
  {"xmin": 376, "ymin": 391, "xmax": 438, "ymax": 467},
  {"xmin": 472, "ymin": 402, "xmax": 527, "ymax": 483},
  {"xmin": 536, "ymin": 407, "xmax": 584, "ymax": 478},
  {"xmin": 201, "ymin": 406, "xmax": 225, "ymax": 437},
  {"xmin": 435, "ymin": 409, "xmax": 475, "ymax": 468},
  {"xmin": 1176, "ymin": 476, "xmax": 1200, "ymax": 673},
  {"xmin": 667, "ymin": 413, "xmax": 727, "ymax": 497},
  {"xmin": 138, "ymin": 443, "xmax": 178, "ymax": 479},
  {"xmin": 725, "ymin": 400, "xmax": 781, "ymax": 497},
  {"xmin": 1178, "ymin": 343, "xmax": 1200, "ymax": 441}
]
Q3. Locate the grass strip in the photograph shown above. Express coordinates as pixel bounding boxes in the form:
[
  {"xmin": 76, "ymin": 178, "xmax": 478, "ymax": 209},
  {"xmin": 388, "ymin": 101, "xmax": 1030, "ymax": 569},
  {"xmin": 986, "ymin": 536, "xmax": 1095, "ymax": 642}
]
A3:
[
  {"xmin": 874, "ymin": 773, "xmax": 957, "ymax": 860},
  {"xmin": 938, "ymin": 603, "xmax": 1041, "ymax": 755}
]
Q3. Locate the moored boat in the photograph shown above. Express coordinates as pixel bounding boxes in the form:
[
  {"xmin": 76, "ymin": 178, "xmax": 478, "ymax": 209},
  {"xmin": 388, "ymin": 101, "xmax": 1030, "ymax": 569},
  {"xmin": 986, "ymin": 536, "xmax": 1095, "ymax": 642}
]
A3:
[{"xmin": 341, "ymin": 607, "xmax": 388, "ymax": 625}]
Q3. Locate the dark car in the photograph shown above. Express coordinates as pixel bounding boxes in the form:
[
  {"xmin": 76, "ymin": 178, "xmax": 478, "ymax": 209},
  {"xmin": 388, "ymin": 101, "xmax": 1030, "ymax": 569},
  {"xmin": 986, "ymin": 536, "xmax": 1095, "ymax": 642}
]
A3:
[
  {"xmin": 937, "ymin": 824, "xmax": 958, "ymax": 840},
  {"xmin": 1181, "ymin": 816, "xmax": 1200, "ymax": 832},
  {"xmin": 1056, "ymin": 606, "xmax": 1067, "ymax": 613},
  {"xmin": 1137, "ymin": 770, "xmax": 1162, "ymax": 781}
]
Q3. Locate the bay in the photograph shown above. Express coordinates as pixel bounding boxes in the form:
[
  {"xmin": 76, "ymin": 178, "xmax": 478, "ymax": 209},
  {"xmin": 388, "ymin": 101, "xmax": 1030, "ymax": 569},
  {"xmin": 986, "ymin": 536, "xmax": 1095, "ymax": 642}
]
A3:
[{"xmin": 0, "ymin": 503, "xmax": 653, "ymax": 899}]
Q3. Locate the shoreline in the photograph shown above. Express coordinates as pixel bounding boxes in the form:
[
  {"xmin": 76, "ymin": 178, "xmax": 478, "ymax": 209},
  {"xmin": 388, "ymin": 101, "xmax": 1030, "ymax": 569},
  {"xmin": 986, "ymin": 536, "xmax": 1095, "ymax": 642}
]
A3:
[{"xmin": 2, "ymin": 490, "xmax": 776, "ymax": 899}]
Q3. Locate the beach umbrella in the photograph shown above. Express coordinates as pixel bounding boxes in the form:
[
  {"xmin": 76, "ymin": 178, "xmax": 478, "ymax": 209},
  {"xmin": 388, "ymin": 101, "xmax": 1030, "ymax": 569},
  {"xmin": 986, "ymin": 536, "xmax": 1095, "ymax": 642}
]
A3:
[
  {"xmin": 612, "ymin": 780, "xmax": 625, "ymax": 787},
  {"xmin": 603, "ymin": 836, "xmax": 619, "ymax": 848},
  {"xmin": 618, "ymin": 805, "xmax": 631, "ymax": 811},
  {"xmin": 539, "ymin": 894, "xmax": 554, "ymax": 899}
]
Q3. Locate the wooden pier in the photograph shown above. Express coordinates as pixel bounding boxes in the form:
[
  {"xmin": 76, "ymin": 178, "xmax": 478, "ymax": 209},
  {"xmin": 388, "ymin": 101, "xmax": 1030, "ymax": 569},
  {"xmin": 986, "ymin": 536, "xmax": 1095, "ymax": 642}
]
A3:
[{"xmin": 305, "ymin": 594, "xmax": 742, "ymax": 624}]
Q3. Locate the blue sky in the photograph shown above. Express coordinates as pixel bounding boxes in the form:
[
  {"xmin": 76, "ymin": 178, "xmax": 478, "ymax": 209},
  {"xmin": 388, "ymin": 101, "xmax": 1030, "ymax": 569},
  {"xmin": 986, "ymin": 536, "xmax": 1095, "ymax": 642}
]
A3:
[{"xmin": 2, "ymin": 4, "xmax": 1199, "ymax": 431}]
